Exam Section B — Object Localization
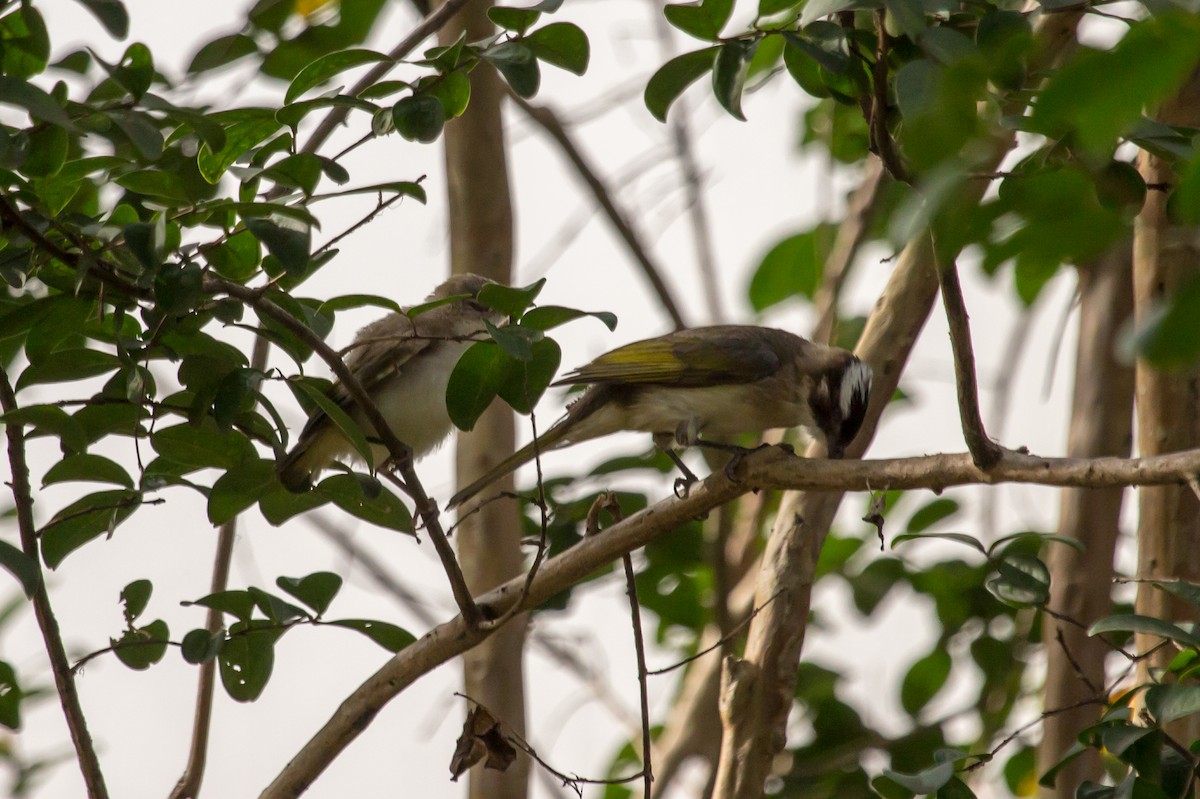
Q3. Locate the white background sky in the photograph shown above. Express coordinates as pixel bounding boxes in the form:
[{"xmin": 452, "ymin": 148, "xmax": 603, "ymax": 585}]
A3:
[{"xmin": 2, "ymin": 1, "xmax": 1134, "ymax": 797}]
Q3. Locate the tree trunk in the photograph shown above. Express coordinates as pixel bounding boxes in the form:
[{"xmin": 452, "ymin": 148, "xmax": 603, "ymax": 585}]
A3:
[
  {"xmin": 1132, "ymin": 66, "xmax": 1200, "ymax": 743},
  {"xmin": 1038, "ymin": 247, "xmax": 1134, "ymax": 798},
  {"xmin": 440, "ymin": 2, "xmax": 529, "ymax": 797}
]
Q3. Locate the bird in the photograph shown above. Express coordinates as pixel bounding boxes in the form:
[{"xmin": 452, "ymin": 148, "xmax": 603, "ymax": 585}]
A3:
[
  {"xmin": 447, "ymin": 325, "xmax": 872, "ymax": 508},
  {"xmin": 277, "ymin": 273, "xmax": 498, "ymax": 492}
]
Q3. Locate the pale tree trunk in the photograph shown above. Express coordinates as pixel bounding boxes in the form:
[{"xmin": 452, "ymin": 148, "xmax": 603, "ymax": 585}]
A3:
[
  {"xmin": 1133, "ymin": 66, "xmax": 1200, "ymax": 743},
  {"xmin": 440, "ymin": 2, "xmax": 529, "ymax": 797},
  {"xmin": 1038, "ymin": 247, "xmax": 1134, "ymax": 798}
]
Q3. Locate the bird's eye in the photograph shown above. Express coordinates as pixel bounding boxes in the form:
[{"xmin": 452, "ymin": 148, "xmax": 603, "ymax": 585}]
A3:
[{"xmin": 466, "ymin": 299, "xmax": 490, "ymax": 314}]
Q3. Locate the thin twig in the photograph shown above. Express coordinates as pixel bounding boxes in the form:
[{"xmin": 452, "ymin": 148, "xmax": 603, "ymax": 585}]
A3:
[
  {"xmin": 931, "ymin": 237, "xmax": 1003, "ymax": 468},
  {"xmin": 300, "ymin": 0, "xmax": 473, "ymax": 155},
  {"xmin": 511, "ymin": 94, "xmax": 688, "ymax": 330},
  {"xmin": 0, "ymin": 366, "xmax": 110, "ymax": 799},
  {"xmin": 169, "ymin": 333, "xmax": 269, "ymax": 799},
  {"xmin": 647, "ymin": 589, "xmax": 784, "ymax": 676}
]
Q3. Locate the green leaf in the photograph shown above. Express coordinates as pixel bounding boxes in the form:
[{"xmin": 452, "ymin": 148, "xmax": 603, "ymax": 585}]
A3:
[
  {"xmin": 181, "ymin": 628, "xmax": 225, "ymax": 664},
  {"xmin": 0, "ymin": 76, "xmax": 75, "ymax": 129},
  {"xmin": 1145, "ymin": 684, "xmax": 1200, "ymax": 725},
  {"xmin": 445, "ymin": 341, "xmax": 509, "ymax": 431},
  {"xmin": 285, "ymin": 49, "xmax": 392, "ymax": 104},
  {"xmin": 0, "ymin": 7, "xmax": 50, "ymax": 82},
  {"xmin": 489, "ymin": 6, "xmax": 541, "ymax": 34},
  {"xmin": 478, "ymin": 279, "xmax": 546, "ymax": 317},
  {"xmin": 664, "ymin": 0, "xmax": 733, "ymax": 41},
  {"xmin": 906, "ymin": 497, "xmax": 960, "ymax": 533},
  {"xmin": 1089, "ymin": 614, "xmax": 1200, "ymax": 649},
  {"xmin": 120, "ymin": 579, "xmax": 152, "ymax": 624},
  {"xmin": 277, "ymin": 572, "xmax": 343, "ymax": 617},
  {"xmin": 427, "ymin": 70, "xmax": 471, "ymax": 119},
  {"xmin": 644, "ymin": 47, "xmax": 719, "ymax": 122},
  {"xmin": 712, "ymin": 39, "xmax": 756, "ymax": 120},
  {"xmin": 285, "ymin": 377, "xmax": 374, "ymax": 471},
  {"xmin": 1126, "ymin": 275, "xmax": 1200, "ymax": 369},
  {"xmin": 391, "ymin": 95, "xmax": 445, "ymax": 144},
  {"xmin": 0, "ymin": 540, "xmax": 38, "ymax": 597},
  {"xmin": 1149, "ymin": 580, "xmax": 1200, "ymax": 612},
  {"xmin": 327, "ymin": 618, "xmax": 415, "ymax": 653},
  {"xmin": 497, "ymin": 337, "xmax": 561, "ymax": 414},
  {"xmin": 316, "ymin": 294, "xmax": 402, "ymax": 315},
  {"xmin": 151, "ymin": 420, "xmax": 255, "ymax": 471},
  {"xmin": 882, "ymin": 760, "xmax": 956, "ymax": 795},
  {"xmin": 16, "ymin": 348, "xmax": 121, "ymax": 391},
  {"xmin": 520, "ymin": 305, "xmax": 618, "ymax": 332},
  {"xmin": 309, "ymin": 180, "xmax": 427, "ymax": 203},
  {"xmin": 0, "ymin": 405, "xmax": 88, "ymax": 453},
  {"xmin": 987, "ymin": 553, "xmax": 1050, "ymax": 607},
  {"xmin": 244, "ymin": 218, "xmax": 311, "ymax": 276},
  {"xmin": 316, "ymin": 474, "xmax": 413, "ymax": 533},
  {"xmin": 74, "ymin": 0, "xmax": 129, "ymax": 39},
  {"xmin": 197, "ymin": 117, "xmax": 282, "ymax": 183},
  {"xmin": 0, "ymin": 662, "xmax": 22, "ymax": 729},
  {"xmin": 525, "ymin": 22, "xmax": 590, "ymax": 75},
  {"xmin": 107, "ymin": 109, "xmax": 163, "ymax": 160},
  {"xmin": 208, "ymin": 459, "xmax": 278, "ymax": 525},
  {"xmin": 188, "ymin": 33, "xmax": 258, "ymax": 73},
  {"xmin": 219, "ymin": 621, "xmax": 280, "ymax": 702},
  {"xmin": 891, "ymin": 531, "xmax": 986, "ymax": 554},
  {"xmin": 115, "ymin": 169, "xmax": 191, "ymax": 202},
  {"xmin": 112, "ymin": 619, "xmax": 169, "ymax": 670},
  {"xmin": 484, "ymin": 42, "xmax": 540, "ymax": 98},
  {"xmin": 885, "ymin": 0, "xmax": 925, "ymax": 41},
  {"xmin": 183, "ymin": 589, "xmax": 255, "ymax": 624},
  {"xmin": 258, "ymin": 484, "xmax": 331, "ymax": 525},
  {"xmin": 21, "ymin": 124, "xmax": 68, "ymax": 177},
  {"xmin": 759, "ymin": 0, "xmax": 803, "ymax": 14},
  {"xmin": 260, "ymin": 152, "xmax": 324, "ymax": 194},
  {"xmin": 155, "ymin": 262, "xmax": 204, "ymax": 316},
  {"xmin": 248, "ymin": 587, "xmax": 309, "ymax": 622},
  {"xmin": 988, "ymin": 531, "xmax": 1085, "ymax": 556},
  {"xmin": 40, "ymin": 489, "xmax": 141, "ymax": 569},
  {"xmin": 748, "ymin": 226, "xmax": 830, "ymax": 310},
  {"xmin": 1032, "ymin": 14, "xmax": 1200, "ymax": 156},
  {"xmin": 900, "ymin": 648, "xmax": 951, "ymax": 715},
  {"xmin": 204, "ymin": 230, "xmax": 262, "ymax": 281},
  {"xmin": 43, "ymin": 454, "xmax": 134, "ymax": 489}
]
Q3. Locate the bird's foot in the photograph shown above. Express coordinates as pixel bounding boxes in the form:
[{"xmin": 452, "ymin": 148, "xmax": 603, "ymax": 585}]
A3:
[{"xmin": 673, "ymin": 475, "xmax": 696, "ymax": 499}]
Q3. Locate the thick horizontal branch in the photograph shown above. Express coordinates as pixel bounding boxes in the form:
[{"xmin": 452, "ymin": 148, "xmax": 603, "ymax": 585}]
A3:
[{"xmin": 260, "ymin": 442, "xmax": 1200, "ymax": 798}]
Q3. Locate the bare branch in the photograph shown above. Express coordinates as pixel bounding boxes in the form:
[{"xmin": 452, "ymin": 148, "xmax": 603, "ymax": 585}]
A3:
[
  {"xmin": 511, "ymin": 94, "xmax": 689, "ymax": 330},
  {"xmin": 0, "ymin": 367, "xmax": 110, "ymax": 799}
]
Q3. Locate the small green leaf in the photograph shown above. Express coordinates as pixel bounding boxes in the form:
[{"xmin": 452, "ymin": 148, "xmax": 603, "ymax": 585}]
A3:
[
  {"xmin": 277, "ymin": 572, "xmax": 343, "ymax": 616},
  {"xmin": 197, "ymin": 117, "xmax": 281, "ymax": 184},
  {"xmin": 488, "ymin": 6, "xmax": 541, "ymax": 34},
  {"xmin": 885, "ymin": 0, "xmax": 925, "ymax": 40},
  {"xmin": 0, "ymin": 76, "xmax": 75, "ymax": 129},
  {"xmin": 644, "ymin": 47, "xmax": 719, "ymax": 122},
  {"xmin": 188, "ymin": 33, "xmax": 259, "ymax": 73},
  {"xmin": 900, "ymin": 648, "xmax": 951, "ymax": 715},
  {"xmin": 0, "ymin": 662, "xmax": 22, "ymax": 729},
  {"xmin": 317, "ymin": 294, "xmax": 402, "ymax": 315},
  {"xmin": 16, "ymin": 348, "xmax": 121, "ymax": 391},
  {"xmin": 906, "ymin": 497, "xmax": 960, "ymax": 533},
  {"xmin": 208, "ymin": 459, "xmax": 278, "ymax": 525},
  {"xmin": 498, "ymin": 337, "xmax": 561, "ymax": 414},
  {"xmin": 115, "ymin": 169, "xmax": 190, "ymax": 202},
  {"xmin": 391, "ymin": 95, "xmax": 445, "ymax": 143},
  {"xmin": 427, "ymin": 70, "xmax": 471, "ymax": 119},
  {"xmin": 43, "ymin": 454, "xmax": 134, "ymax": 488},
  {"xmin": 74, "ymin": 0, "xmax": 130, "ymax": 39},
  {"xmin": 181, "ymin": 628, "xmax": 225, "ymax": 664},
  {"xmin": 219, "ymin": 621, "xmax": 280, "ymax": 702},
  {"xmin": 258, "ymin": 484, "xmax": 331, "ymax": 525},
  {"xmin": 483, "ymin": 42, "xmax": 540, "ymax": 98},
  {"xmin": 120, "ymin": 579, "xmax": 152, "ymax": 624},
  {"xmin": 520, "ymin": 305, "xmax": 617, "ymax": 332},
  {"xmin": 260, "ymin": 153, "xmax": 324, "ymax": 195},
  {"xmin": 759, "ymin": 0, "xmax": 802, "ymax": 14},
  {"xmin": 151, "ymin": 420, "xmax": 255, "ymax": 471},
  {"xmin": 112, "ymin": 619, "xmax": 169, "ymax": 670},
  {"xmin": 986, "ymin": 553, "xmax": 1050, "ymax": 607},
  {"xmin": 328, "ymin": 618, "xmax": 415, "ymax": 653},
  {"xmin": 445, "ymin": 341, "xmax": 509, "ymax": 431},
  {"xmin": 748, "ymin": 226, "xmax": 830, "ymax": 310},
  {"xmin": 316, "ymin": 474, "xmax": 413, "ymax": 533},
  {"xmin": 891, "ymin": 531, "xmax": 986, "ymax": 553},
  {"xmin": 664, "ymin": 0, "xmax": 734, "ymax": 41},
  {"xmin": 525, "ymin": 22, "xmax": 589, "ymax": 75},
  {"xmin": 882, "ymin": 760, "xmax": 956, "ymax": 795},
  {"xmin": 0, "ymin": 540, "xmax": 39, "ymax": 597},
  {"xmin": 712, "ymin": 39, "xmax": 756, "ymax": 120},
  {"xmin": 1, "ymin": 404, "xmax": 88, "ymax": 453},
  {"xmin": 309, "ymin": 180, "xmax": 426, "ymax": 203},
  {"xmin": 477, "ymin": 278, "xmax": 546, "ymax": 316},
  {"xmin": 248, "ymin": 587, "xmax": 309, "ymax": 622},
  {"xmin": 285, "ymin": 378, "xmax": 374, "ymax": 471},
  {"xmin": 485, "ymin": 320, "xmax": 540, "ymax": 361},
  {"xmin": 285, "ymin": 49, "xmax": 392, "ymax": 104},
  {"xmin": 40, "ymin": 489, "xmax": 141, "ymax": 569},
  {"xmin": 244, "ymin": 218, "xmax": 311, "ymax": 276},
  {"xmin": 182, "ymin": 590, "xmax": 256, "ymax": 624},
  {"xmin": 1089, "ymin": 614, "xmax": 1200, "ymax": 649}
]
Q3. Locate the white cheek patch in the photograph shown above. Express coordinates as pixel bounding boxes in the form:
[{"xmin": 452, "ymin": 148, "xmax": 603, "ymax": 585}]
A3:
[{"xmin": 841, "ymin": 361, "xmax": 872, "ymax": 417}]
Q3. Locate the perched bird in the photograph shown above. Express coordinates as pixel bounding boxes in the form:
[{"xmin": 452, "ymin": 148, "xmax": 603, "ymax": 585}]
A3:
[
  {"xmin": 447, "ymin": 325, "xmax": 872, "ymax": 507},
  {"xmin": 277, "ymin": 273, "xmax": 497, "ymax": 492}
]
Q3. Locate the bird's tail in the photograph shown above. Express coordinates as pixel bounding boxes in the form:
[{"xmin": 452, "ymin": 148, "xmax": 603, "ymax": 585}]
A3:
[
  {"xmin": 276, "ymin": 443, "xmax": 320, "ymax": 493},
  {"xmin": 446, "ymin": 421, "xmax": 575, "ymax": 509}
]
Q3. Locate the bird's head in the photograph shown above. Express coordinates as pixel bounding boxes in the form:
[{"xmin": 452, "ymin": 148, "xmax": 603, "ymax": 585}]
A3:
[
  {"xmin": 427, "ymin": 273, "xmax": 498, "ymax": 322},
  {"xmin": 808, "ymin": 353, "xmax": 872, "ymax": 459}
]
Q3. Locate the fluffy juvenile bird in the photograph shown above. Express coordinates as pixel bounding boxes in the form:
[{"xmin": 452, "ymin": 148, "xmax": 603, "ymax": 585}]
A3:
[
  {"xmin": 277, "ymin": 273, "xmax": 497, "ymax": 492},
  {"xmin": 447, "ymin": 325, "xmax": 872, "ymax": 508}
]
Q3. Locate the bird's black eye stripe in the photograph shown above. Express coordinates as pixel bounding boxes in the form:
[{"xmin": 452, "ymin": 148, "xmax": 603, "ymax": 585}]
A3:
[{"xmin": 465, "ymin": 299, "xmax": 489, "ymax": 313}]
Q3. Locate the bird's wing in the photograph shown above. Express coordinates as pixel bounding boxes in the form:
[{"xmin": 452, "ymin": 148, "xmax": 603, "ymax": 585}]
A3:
[
  {"xmin": 297, "ymin": 314, "xmax": 432, "ymax": 439},
  {"xmin": 558, "ymin": 327, "xmax": 785, "ymax": 387}
]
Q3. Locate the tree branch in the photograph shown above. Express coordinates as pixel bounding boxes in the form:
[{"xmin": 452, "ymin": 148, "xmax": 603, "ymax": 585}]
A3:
[
  {"xmin": 934, "ymin": 243, "xmax": 1003, "ymax": 469},
  {"xmin": 260, "ymin": 439, "xmax": 1200, "ymax": 798},
  {"xmin": 511, "ymin": 95, "xmax": 689, "ymax": 330},
  {"xmin": 0, "ymin": 366, "xmax": 110, "ymax": 799}
]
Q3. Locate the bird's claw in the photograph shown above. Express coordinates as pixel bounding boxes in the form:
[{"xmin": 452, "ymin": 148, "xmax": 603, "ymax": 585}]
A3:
[{"xmin": 673, "ymin": 476, "xmax": 695, "ymax": 498}]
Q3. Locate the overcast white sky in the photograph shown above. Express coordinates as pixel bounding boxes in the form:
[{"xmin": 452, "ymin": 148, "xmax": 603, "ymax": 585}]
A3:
[{"xmin": 0, "ymin": 1, "xmax": 1116, "ymax": 797}]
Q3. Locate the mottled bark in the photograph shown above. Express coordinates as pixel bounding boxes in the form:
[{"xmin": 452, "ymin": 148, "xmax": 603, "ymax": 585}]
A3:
[
  {"xmin": 1038, "ymin": 247, "xmax": 1134, "ymax": 798},
  {"xmin": 440, "ymin": 2, "xmax": 529, "ymax": 797}
]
